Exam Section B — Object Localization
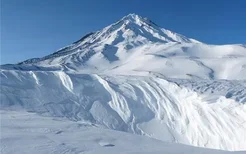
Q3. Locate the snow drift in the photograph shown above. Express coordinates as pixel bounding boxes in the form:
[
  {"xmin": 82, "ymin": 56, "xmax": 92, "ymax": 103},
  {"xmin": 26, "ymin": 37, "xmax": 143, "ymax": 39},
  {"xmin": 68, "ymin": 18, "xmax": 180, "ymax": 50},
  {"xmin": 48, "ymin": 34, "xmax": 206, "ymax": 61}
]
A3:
[{"xmin": 1, "ymin": 70, "xmax": 246, "ymax": 150}]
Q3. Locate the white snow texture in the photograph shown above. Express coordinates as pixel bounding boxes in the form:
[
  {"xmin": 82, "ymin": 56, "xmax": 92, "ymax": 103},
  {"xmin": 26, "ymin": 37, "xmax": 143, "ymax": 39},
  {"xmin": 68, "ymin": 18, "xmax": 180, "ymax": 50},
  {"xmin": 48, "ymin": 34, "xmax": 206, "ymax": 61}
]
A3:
[{"xmin": 1, "ymin": 14, "xmax": 246, "ymax": 153}]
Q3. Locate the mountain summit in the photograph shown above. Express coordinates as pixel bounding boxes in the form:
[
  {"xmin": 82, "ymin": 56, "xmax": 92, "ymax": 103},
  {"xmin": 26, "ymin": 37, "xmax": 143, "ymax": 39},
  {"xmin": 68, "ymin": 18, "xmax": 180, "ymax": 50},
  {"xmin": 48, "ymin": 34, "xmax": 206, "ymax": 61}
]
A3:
[{"xmin": 115, "ymin": 13, "xmax": 199, "ymax": 43}]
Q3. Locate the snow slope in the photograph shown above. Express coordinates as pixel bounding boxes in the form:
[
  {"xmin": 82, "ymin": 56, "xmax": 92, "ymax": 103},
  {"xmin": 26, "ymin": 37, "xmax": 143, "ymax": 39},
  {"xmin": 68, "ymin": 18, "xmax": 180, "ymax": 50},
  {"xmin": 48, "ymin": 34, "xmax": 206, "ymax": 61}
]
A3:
[
  {"xmin": 1, "ymin": 71, "xmax": 246, "ymax": 151},
  {"xmin": 1, "ymin": 110, "xmax": 240, "ymax": 154},
  {"xmin": 1, "ymin": 14, "xmax": 246, "ymax": 152}
]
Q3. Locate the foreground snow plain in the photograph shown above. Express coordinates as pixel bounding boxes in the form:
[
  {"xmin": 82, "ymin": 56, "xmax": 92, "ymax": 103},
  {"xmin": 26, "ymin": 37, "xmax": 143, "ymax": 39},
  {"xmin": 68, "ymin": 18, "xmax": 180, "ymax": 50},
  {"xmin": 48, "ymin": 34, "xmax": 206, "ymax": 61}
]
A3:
[
  {"xmin": 0, "ymin": 110, "xmax": 243, "ymax": 154},
  {"xmin": 1, "ymin": 14, "xmax": 246, "ymax": 153}
]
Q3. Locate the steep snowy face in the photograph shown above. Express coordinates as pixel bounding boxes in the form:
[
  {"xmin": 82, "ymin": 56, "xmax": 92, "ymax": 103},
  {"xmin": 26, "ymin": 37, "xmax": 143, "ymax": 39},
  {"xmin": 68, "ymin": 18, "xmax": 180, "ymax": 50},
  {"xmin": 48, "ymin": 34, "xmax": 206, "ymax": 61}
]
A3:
[
  {"xmin": 1, "ymin": 71, "xmax": 246, "ymax": 151},
  {"xmin": 100, "ymin": 13, "xmax": 198, "ymax": 44}
]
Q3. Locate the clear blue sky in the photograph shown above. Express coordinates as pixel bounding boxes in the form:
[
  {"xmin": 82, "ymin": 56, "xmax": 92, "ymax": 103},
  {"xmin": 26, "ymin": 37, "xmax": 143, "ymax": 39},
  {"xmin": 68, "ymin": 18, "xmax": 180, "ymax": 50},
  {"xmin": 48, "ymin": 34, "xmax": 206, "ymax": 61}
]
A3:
[{"xmin": 1, "ymin": 0, "xmax": 246, "ymax": 64}]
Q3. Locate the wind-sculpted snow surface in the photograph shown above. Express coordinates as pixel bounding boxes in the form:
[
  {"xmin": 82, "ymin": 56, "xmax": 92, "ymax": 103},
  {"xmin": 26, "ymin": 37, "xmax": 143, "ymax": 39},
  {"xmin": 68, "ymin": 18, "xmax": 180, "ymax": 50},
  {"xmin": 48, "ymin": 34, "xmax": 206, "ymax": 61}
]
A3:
[
  {"xmin": 1, "ymin": 70, "xmax": 246, "ymax": 151},
  {"xmin": 170, "ymin": 79, "xmax": 246, "ymax": 104}
]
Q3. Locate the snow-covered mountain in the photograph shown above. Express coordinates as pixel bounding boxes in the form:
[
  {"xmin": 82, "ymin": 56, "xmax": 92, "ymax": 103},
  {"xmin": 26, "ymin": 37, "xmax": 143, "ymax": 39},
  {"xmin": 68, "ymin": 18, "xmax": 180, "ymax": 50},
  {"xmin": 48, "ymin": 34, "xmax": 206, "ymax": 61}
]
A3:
[
  {"xmin": 18, "ymin": 14, "xmax": 200, "ymax": 65},
  {"xmin": 1, "ymin": 14, "xmax": 246, "ymax": 153},
  {"xmin": 3, "ymin": 13, "xmax": 246, "ymax": 80}
]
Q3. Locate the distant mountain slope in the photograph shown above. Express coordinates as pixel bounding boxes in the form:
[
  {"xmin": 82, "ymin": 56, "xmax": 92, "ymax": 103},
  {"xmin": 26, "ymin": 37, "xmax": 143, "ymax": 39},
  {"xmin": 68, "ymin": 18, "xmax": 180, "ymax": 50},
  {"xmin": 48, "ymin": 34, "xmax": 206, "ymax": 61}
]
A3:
[
  {"xmin": 19, "ymin": 14, "xmax": 200, "ymax": 65},
  {"xmin": 2, "ymin": 14, "xmax": 245, "ymax": 80}
]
